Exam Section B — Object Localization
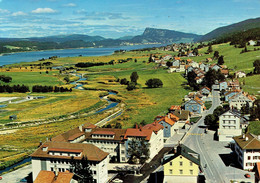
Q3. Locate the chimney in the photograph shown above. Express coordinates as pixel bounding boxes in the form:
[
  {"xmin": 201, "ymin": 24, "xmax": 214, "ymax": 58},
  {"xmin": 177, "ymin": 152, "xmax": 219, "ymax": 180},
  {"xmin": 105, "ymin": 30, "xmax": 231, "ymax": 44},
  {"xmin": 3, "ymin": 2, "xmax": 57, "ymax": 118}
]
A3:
[
  {"xmin": 79, "ymin": 124, "xmax": 83, "ymax": 132},
  {"xmin": 245, "ymin": 137, "xmax": 249, "ymax": 141},
  {"xmin": 54, "ymin": 165, "xmax": 58, "ymax": 176},
  {"xmin": 242, "ymin": 134, "xmax": 245, "ymax": 139},
  {"xmin": 168, "ymin": 113, "xmax": 170, "ymax": 119}
]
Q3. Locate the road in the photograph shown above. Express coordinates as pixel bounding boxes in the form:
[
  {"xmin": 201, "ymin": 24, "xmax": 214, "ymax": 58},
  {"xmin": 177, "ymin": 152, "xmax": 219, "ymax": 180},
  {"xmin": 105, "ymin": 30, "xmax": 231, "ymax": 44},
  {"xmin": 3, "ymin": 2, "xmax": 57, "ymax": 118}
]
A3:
[{"xmin": 183, "ymin": 85, "xmax": 228, "ymax": 183}]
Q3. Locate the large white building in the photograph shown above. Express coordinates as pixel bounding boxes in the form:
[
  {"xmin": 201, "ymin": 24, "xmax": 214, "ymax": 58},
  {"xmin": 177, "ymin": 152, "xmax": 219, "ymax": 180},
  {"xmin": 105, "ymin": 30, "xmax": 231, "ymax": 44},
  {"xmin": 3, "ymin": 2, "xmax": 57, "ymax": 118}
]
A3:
[
  {"xmin": 229, "ymin": 93, "xmax": 255, "ymax": 110},
  {"xmin": 218, "ymin": 110, "xmax": 247, "ymax": 141},
  {"xmin": 233, "ymin": 133, "xmax": 260, "ymax": 170},
  {"xmin": 31, "ymin": 141, "xmax": 109, "ymax": 183}
]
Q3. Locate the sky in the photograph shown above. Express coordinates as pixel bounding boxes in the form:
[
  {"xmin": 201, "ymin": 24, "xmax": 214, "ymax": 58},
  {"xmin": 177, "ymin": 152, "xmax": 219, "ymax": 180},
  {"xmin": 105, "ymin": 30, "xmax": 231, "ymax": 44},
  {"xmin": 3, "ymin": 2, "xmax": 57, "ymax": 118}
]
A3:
[{"xmin": 0, "ymin": 0, "xmax": 259, "ymax": 38}]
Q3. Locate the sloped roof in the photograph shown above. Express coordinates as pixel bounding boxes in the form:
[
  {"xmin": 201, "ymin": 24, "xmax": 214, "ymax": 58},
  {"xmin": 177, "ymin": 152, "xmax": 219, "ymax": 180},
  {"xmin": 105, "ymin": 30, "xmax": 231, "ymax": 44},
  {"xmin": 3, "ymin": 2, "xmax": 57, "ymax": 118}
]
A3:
[
  {"xmin": 124, "ymin": 128, "xmax": 153, "ymax": 141},
  {"xmin": 52, "ymin": 127, "xmax": 84, "ymax": 142},
  {"xmin": 34, "ymin": 170, "xmax": 55, "ymax": 183},
  {"xmin": 55, "ymin": 171, "xmax": 74, "ymax": 183},
  {"xmin": 157, "ymin": 116, "xmax": 176, "ymax": 126},
  {"xmin": 84, "ymin": 128, "xmax": 126, "ymax": 141},
  {"xmin": 163, "ymin": 144, "xmax": 200, "ymax": 166},
  {"xmin": 84, "ymin": 124, "xmax": 97, "ymax": 129},
  {"xmin": 200, "ymin": 86, "xmax": 211, "ymax": 92},
  {"xmin": 169, "ymin": 105, "xmax": 181, "ymax": 110},
  {"xmin": 172, "ymin": 110, "xmax": 190, "ymax": 120},
  {"xmin": 31, "ymin": 141, "xmax": 109, "ymax": 162},
  {"xmin": 233, "ymin": 133, "xmax": 260, "ymax": 150},
  {"xmin": 143, "ymin": 122, "xmax": 164, "ymax": 134}
]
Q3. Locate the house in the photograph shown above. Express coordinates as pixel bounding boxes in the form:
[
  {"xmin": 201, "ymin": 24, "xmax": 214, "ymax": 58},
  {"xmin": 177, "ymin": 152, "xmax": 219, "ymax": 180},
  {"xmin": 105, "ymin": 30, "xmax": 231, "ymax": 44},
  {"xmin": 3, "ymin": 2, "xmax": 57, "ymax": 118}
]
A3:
[
  {"xmin": 200, "ymin": 87, "xmax": 211, "ymax": 96},
  {"xmin": 185, "ymin": 66, "xmax": 194, "ymax": 75},
  {"xmin": 233, "ymin": 133, "xmax": 260, "ymax": 170},
  {"xmin": 34, "ymin": 170, "xmax": 79, "ymax": 183},
  {"xmin": 210, "ymin": 64, "xmax": 221, "ymax": 71},
  {"xmin": 228, "ymin": 80, "xmax": 240, "ymax": 90},
  {"xmin": 176, "ymin": 64, "xmax": 185, "ymax": 72},
  {"xmin": 82, "ymin": 128, "xmax": 128, "ymax": 163},
  {"xmin": 195, "ymin": 75, "xmax": 204, "ymax": 84},
  {"xmin": 253, "ymin": 162, "xmax": 260, "ymax": 183},
  {"xmin": 248, "ymin": 40, "xmax": 256, "ymax": 46},
  {"xmin": 172, "ymin": 60, "xmax": 180, "ymax": 67},
  {"xmin": 31, "ymin": 141, "xmax": 109, "ymax": 183},
  {"xmin": 163, "ymin": 55, "xmax": 173, "ymax": 61},
  {"xmin": 156, "ymin": 115, "xmax": 179, "ymax": 139},
  {"xmin": 124, "ymin": 126, "xmax": 164, "ymax": 162},
  {"xmin": 220, "ymin": 69, "xmax": 229, "ymax": 78},
  {"xmin": 171, "ymin": 110, "xmax": 190, "ymax": 126},
  {"xmin": 169, "ymin": 105, "xmax": 182, "ymax": 113},
  {"xmin": 235, "ymin": 71, "xmax": 246, "ymax": 78},
  {"xmin": 168, "ymin": 66, "xmax": 178, "ymax": 73},
  {"xmin": 199, "ymin": 63, "xmax": 209, "ymax": 72},
  {"xmin": 184, "ymin": 98, "xmax": 205, "ymax": 114},
  {"xmin": 9, "ymin": 115, "xmax": 17, "ymax": 120},
  {"xmin": 224, "ymin": 90, "xmax": 241, "ymax": 101},
  {"xmin": 163, "ymin": 144, "xmax": 201, "ymax": 183},
  {"xmin": 229, "ymin": 93, "xmax": 255, "ymax": 110},
  {"xmin": 190, "ymin": 61, "xmax": 199, "ymax": 68},
  {"xmin": 219, "ymin": 81, "xmax": 228, "ymax": 91},
  {"xmin": 218, "ymin": 110, "xmax": 244, "ymax": 141}
]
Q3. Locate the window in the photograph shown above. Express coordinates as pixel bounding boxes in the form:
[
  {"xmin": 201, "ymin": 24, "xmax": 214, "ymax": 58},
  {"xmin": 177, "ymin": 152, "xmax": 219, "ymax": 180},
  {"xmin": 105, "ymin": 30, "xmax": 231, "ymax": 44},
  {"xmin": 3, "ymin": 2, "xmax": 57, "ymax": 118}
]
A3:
[
  {"xmin": 51, "ymin": 167, "xmax": 54, "ymax": 171},
  {"xmin": 169, "ymin": 162, "xmax": 173, "ymax": 166},
  {"xmin": 122, "ymin": 157, "xmax": 125, "ymax": 161},
  {"xmin": 190, "ymin": 170, "xmax": 193, "ymax": 175},
  {"xmin": 93, "ymin": 171, "xmax": 96, "ymax": 175},
  {"xmin": 179, "ymin": 170, "xmax": 183, "ymax": 174},
  {"xmin": 169, "ymin": 169, "xmax": 173, "ymax": 174},
  {"xmin": 248, "ymin": 156, "xmax": 251, "ymax": 160},
  {"xmin": 190, "ymin": 162, "xmax": 193, "ymax": 166},
  {"xmin": 179, "ymin": 161, "xmax": 183, "ymax": 166},
  {"xmin": 121, "ymin": 150, "xmax": 125, "ymax": 154}
]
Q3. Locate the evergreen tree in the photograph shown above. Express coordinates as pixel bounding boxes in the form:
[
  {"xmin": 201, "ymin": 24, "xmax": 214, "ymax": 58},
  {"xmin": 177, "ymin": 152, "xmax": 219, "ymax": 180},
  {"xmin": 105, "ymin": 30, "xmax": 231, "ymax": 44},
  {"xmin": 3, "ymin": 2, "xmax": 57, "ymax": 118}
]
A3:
[
  {"xmin": 218, "ymin": 55, "xmax": 224, "ymax": 65},
  {"xmin": 70, "ymin": 156, "xmax": 93, "ymax": 183}
]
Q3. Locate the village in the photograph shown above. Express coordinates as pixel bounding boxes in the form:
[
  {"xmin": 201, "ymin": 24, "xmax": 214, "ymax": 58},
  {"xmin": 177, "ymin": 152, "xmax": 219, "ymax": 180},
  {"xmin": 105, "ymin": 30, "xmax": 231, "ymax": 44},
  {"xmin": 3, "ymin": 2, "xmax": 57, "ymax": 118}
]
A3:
[{"xmin": 26, "ymin": 45, "xmax": 260, "ymax": 183}]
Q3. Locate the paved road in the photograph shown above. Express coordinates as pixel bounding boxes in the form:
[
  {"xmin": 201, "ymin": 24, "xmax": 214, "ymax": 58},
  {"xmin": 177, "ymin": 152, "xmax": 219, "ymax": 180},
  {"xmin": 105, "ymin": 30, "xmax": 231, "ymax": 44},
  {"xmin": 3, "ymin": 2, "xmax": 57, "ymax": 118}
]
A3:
[{"xmin": 183, "ymin": 85, "xmax": 227, "ymax": 183}]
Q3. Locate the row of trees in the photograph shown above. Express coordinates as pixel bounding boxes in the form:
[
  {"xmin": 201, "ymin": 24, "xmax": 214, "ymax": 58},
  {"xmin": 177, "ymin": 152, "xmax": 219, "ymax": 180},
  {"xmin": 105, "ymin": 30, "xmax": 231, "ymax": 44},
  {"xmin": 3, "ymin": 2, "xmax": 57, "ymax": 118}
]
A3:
[
  {"xmin": 0, "ymin": 84, "xmax": 29, "ymax": 93},
  {"xmin": 32, "ymin": 85, "xmax": 72, "ymax": 93},
  {"xmin": 204, "ymin": 106, "xmax": 226, "ymax": 129}
]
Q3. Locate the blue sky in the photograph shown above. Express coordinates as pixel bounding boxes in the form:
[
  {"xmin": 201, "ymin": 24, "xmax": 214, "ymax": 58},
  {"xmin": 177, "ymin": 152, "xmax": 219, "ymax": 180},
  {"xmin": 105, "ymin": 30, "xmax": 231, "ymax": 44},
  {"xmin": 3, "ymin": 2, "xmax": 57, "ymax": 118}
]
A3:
[{"xmin": 0, "ymin": 0, "xmax": 259, "ymax": 38}]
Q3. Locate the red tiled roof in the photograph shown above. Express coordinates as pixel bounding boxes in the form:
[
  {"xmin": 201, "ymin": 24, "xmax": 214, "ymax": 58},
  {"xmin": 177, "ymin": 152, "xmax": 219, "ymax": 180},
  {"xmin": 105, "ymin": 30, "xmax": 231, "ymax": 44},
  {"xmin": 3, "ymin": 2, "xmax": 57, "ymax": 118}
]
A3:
[
  {"xmin": 84, "ymin": 128, "xmax": 126, "ymax": 141},
  {"xmin": 221, "ymin": 69, "xmax": 229, "ymax": 75},
  {"xmin": 143, "ymin": 122, "xmax": 164, "ymax": 134},
  {"xmin": 157, "ymin": 116, "xmax": 176, "ymax": 126},
  {"xmin": 55, "ymin": 171, "xmax": 74, "ymax": 183},
  {"xmin": 170, "ymin": 105, "xmax": 181, "ymax": 110},
  {"xmin": 84, "ymin": 124, "xmax": 97, "ymax": 129},
  {"xmin": 34, "ymin": 170, "xmax": 55, "ymax": 183},
  {"xmin": 174, "ymin": 57, "xmax": 181, "ymax": 60},
  {"xmin": 124, "ymin": 128, "xmax": 153, "ymax": 141},
  {"xmin": 92, "ymin": 131, "xmax": 115, "ymax": 135},
  {"xmin": 201, "ymin": 86, "xmax": 211, "ymax": 91},
  {"xmin": 68, "ymin": 132, "xmax": 84, "ymax": 141}
]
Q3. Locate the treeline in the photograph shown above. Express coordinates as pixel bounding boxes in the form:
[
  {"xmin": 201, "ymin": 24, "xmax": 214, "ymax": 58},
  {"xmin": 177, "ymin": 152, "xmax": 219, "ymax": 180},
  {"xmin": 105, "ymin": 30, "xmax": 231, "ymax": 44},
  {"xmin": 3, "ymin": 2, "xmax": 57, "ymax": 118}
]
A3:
[
  {"xmin": 32, "ymin": 85, "xmax": 72, "ymax": 93},
  {"xmin": 213, "ymin": 27, "xmax": 260, "ymax": 47},
  {"xmin": 0, "ymin": 85, "xmax": 29, "ymax": 93},
  {"xmin": 75, "ymin": 58, "xmax": 133, "ymax": 68}
]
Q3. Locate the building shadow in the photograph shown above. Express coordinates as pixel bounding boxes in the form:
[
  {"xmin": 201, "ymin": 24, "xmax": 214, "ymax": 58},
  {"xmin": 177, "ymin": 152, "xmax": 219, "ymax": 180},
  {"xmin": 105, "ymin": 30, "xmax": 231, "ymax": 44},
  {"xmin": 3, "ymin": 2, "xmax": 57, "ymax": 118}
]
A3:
[{"xmin": 219, "ymin": 153, "xmax": 241, "ymax": 169}]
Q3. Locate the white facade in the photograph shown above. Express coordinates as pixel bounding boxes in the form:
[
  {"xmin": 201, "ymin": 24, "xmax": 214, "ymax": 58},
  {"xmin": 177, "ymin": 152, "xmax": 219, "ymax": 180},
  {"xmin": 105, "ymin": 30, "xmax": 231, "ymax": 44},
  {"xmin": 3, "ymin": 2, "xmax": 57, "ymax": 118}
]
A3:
[
  {"xmin": 218, "ymin": 111, "xmax": 242, "ymax": 141},
  {"xmin": 148, "ymin": 129, "xmax": 164, "ymax": 160},
  {"xmin": 229, "ymin": 94, "xmax": 254, "ymax": 110},
  {"xmin": 32, "ymin": 156, "xmax": 108, "ymax": 183},
  {"xmin": 234, "ymin": 137, "xmax": 260, "ymax": 170}
]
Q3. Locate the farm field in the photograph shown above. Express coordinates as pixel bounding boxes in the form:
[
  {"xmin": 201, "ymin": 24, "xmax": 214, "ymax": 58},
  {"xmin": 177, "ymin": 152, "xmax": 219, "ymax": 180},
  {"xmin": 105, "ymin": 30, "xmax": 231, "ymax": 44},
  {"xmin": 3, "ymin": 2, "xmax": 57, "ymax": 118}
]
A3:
[{"xmin": 239, "ymin": 75, "xmax": 260, "ymax": 97}]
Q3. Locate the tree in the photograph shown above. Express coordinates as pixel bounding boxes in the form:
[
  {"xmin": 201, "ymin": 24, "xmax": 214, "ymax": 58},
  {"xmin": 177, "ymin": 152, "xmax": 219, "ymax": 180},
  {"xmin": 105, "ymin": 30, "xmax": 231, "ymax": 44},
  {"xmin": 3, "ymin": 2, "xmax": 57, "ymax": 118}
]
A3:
[
  {"xmin": 213, "ymin": 51, "xmax": 219, "ymax": 59},
  {"xmin": 204, "ymin": 114, "xmax": 216, "ymax": 127},
  {"xmin": 193, "ymin": 48, "xmax": 199, "ymax": 56},
  {"xmin": 127, "ymin": 138, "xmax": 150, "ymax": 164},
  {"xmin": 130, "ymin": 72, "xmax": 139, "ymax": 84},
  {"xmin": 202, "ymin": 69, "xmax": 217, "ymax": 88},
  {"xmin": 187, "ymin": 71, "xmax": 199, "ymax": 90},
  {"xmin": 134, "ymin": 59, "xmax": 137, "ymax": 63},
  {"xmin": 126, "ymin": 82, "xmax": 136, "ymax": 91},
  {"xmin": 253, "ymin": 59, "xmax": 260, "ymax": 74},
  {"xmin": 166, "ymin": 61, "xmax": 172, "ymax": 67},
  {"xmin": 218, "ymin": 55, "xmax": 224, "ymax": 65},
  {"xmin": 145, "ymin": 78, "xmax": 163, "ymax": 88},
  {"xmin": 70, "ymin": 156, "xmax": 93, "ymax": 183},
  {"xmin": 120, "ymin": 78, "xmax": 128, "ymax": 85},
  {"xmin": 148, "ymin": 55, "xmax": 153, "ymax": 63},
  {"xmin": 64, "ymin": 76, "xmax": 70, "ymax": 83},
  {"xmin": 207, "ymin": 44, "xmax": 213, "ymax": 53}
]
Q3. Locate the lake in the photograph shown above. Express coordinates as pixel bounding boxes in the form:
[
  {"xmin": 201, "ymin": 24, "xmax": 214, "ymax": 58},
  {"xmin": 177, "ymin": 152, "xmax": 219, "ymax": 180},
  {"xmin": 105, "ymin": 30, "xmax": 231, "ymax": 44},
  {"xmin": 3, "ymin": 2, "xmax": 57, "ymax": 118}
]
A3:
[{"xmin": 0, "ymin": 44, "xmax": 165, "ymax": 66}]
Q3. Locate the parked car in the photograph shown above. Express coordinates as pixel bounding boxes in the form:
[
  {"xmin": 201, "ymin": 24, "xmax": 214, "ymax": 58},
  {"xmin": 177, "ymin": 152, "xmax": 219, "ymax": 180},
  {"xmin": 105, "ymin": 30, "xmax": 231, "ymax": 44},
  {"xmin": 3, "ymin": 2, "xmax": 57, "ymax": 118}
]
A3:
[
  {"xmin": 0, "ymin": 176, "xmax": 2, "ymax": 180},
  {"xmin": 245, "ymin": 173, "xmax": 251, "ymax": 178}
]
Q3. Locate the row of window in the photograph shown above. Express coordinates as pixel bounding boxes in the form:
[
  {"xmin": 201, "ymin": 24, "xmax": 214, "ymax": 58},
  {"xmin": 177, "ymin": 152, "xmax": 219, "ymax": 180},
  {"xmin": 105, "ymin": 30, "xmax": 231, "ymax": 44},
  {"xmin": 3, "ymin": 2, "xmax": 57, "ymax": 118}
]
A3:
[
  {"xmin": 91, "ymin": 134, "xmax": 114, "ymax": 139},
  {"xmin": 49, "ymin": 152, "xmax": 80, "ymax": 157},
  {"xmin": 222, "ymin": 126, "xmax": 236, "ymax": 129},
  {"xmin": 168, "ymin": 169, "xmax": 193, "ymax": 175},
  {"xmin": 169, "ymin": 161, "xmax": 193, "ymax": 166},
  {"xmin": 50, "ymin": 159, "xmax": 96, "ymax": 166},
  {"xmin": 87, "ymin": 140, "xmax": 118, "ymax": 145},
  {"xmin": 246, "ymin": 162, "xmax": 257, "ymax": 167},
  {"xmin": 247, "ymin": 156, "xmax": 260, "ymax": 160},
  {"xmin": 222, "ymin": 120, "xmax": 236, "ymax": 124}
]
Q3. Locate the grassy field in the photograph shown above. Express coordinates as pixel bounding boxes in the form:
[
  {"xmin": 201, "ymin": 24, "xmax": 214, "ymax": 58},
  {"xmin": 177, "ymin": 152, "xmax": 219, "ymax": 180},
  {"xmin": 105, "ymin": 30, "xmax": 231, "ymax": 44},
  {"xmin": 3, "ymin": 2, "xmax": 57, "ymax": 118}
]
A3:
[
  {"xmin": 239, "ymin": 75, "xmax": 260, "ymax": 97},
  {"xmin": 248, "ymin": 121, "xmax": 260, "ymax": 135},
  {"xmin": 189, "ymin": 43, "xmax": 260, "ymax": 73}
]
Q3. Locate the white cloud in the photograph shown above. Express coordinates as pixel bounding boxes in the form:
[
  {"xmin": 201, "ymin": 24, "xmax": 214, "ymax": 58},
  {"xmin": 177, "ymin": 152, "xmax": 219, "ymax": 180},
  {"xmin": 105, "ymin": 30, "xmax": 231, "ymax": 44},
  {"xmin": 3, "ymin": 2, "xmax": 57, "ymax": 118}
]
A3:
[
  {"xmin": 31, "ymin": 8, "xmax": 57, "ymax": 14},
  {"xmin": 12, "ymin": 11, "xmax": 27, "ymax": 16},
  {"xmin": 0, "ymin": 8, "xmax": 9, "ymax": 14},
  {"xmin": 63, "ymin": 3, "xmax": 76, "ymax": 7}
]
